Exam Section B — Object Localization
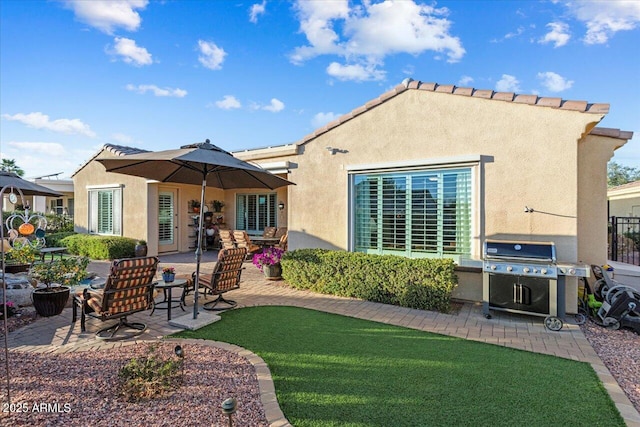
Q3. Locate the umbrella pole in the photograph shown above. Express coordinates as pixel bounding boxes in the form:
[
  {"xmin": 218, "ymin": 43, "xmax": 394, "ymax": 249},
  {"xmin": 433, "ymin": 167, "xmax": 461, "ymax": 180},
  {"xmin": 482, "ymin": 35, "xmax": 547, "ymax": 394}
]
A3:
[{"xmin": 193, "ymin": 178, "xmax": 207, "ymax": 319}]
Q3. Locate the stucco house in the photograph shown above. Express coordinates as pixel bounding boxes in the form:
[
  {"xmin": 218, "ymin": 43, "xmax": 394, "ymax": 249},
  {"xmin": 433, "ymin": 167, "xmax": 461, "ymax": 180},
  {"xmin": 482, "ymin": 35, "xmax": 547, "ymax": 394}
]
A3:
[
  {"xmin": 73, "ymin": 78, "xmax": 633, "ymax": 310},
  {"xmin": 608, "ymin": 180, "xmax": 640, "ymax": 218}
]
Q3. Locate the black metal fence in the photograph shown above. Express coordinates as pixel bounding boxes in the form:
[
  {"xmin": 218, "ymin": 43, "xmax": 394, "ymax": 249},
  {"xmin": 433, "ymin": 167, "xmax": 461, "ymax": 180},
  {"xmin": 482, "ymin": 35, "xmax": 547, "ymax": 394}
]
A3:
[{"xmin": 609, "ymin": 216, "xmax": 640, "ymax": 266}]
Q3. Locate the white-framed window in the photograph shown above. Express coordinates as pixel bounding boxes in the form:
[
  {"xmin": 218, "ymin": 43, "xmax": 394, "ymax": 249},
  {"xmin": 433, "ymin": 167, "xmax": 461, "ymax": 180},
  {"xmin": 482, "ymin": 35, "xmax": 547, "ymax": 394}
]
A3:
[
  {"xmin": 236, "ymin": 193, "xmax": 277, "ymax": 234},
  {"xmin": 88, "ymin": 186, "xmax": 122, "ymax": 235},
  {"xmin": 49, "ymin": 199, "xmax": 64, "ymax": 214},
  {"xmin": 350, "ymin": 167, "xmax": 472, "ymax": 260}
]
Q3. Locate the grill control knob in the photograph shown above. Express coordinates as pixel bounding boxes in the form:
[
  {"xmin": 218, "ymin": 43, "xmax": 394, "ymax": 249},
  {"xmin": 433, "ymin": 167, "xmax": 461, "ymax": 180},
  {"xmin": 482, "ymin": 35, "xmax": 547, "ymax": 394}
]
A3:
[
  {"xmin": 541, "ymin": 268, "xmax": 548, "ymax": 275},
  {"xmin": 523, "ymin": 267, "xmax": 530, "ymax": 273},
  {"xmin": 506, "ymin": 266, "xmax": 513, "ymax": 272},
  {"xmin": 569, "ymin": 268, "xmax": 576, "ymax": 275},
  {"xmin": 490, "ymin": 265, "xmax": 497, "ymax": 270}
]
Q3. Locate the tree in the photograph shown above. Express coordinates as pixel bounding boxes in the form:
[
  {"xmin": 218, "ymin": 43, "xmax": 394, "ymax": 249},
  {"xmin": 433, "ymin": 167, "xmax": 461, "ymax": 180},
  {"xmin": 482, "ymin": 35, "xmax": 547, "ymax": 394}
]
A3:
[
  {"xmin": 608, "ymin": 161, "xmax": 640, "ymax": 187},
  {"xmin": 0, "ymin": 158, "xmax": 25, "ymax": 177}
]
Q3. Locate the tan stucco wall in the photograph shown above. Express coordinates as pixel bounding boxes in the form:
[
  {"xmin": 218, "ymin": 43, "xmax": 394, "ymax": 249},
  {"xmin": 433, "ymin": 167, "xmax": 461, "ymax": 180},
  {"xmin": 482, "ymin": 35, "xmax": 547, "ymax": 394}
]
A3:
[
  {"xmin": 288, "ymin": 89, "xmax": 603, "ymax": 264},
  {"xmin": 74, "ymin": 150, "xmax": 289, "ymax": 255},
  {"xmin": 577, "ymin": 134, "xmax": 622, "ymax": 266},
  {"xmin": 73, "ymin": 150, "xmax": 150, "ymax": 244},
  {"xmin": 608, "ymin": 194, "xmax": 640, "ymax": 217}
]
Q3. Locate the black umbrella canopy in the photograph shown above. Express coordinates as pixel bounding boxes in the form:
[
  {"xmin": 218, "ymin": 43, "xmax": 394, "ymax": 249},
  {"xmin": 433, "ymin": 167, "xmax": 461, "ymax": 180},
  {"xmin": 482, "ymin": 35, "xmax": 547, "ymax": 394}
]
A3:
[
  {"xmin": 97, "ymin": 140, "xmax": 294, "ymax": 189},
  {"xmin": 0, "ymin": 171, "xmax": 63, "ymax": 197}
]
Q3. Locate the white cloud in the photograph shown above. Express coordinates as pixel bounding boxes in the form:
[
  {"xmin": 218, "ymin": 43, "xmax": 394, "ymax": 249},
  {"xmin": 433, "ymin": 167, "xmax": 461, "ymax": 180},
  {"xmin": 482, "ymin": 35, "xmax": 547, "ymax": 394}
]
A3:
[
  {"xmin": 8, "ymin": 141, "xmax": 67, "ymax": 157},
  {"xmin": 249, "ymin": 1, "xmax": 267, "ymax": 24},
  {"xmin": 215, "ymin": 95, "xmax": 242, "ymax": 110},
  {"xmin": 495, "ymin": 74, "xmax": 521, "ymax": 92},
  {"xmin": 262, "ymin": 98, "xmax": 285, "ymax": 113},
  {"xmin": 565, "ymin": 0, "xmax": 640, "ymax": 44},
  {"xmin": 62, "ymin": 0, "xmax": 148, "ymax": 34},
  {"xmin": 198, "ymin": 40, "xmax": 227, "ymax": 70},
  {"xmin": 3, "ymin": 141, "xmax": 95, "ymax": 178},
  {"xmin": 2, "ymin": 112, "xmax": 96, "ymax": 137},
  {"xmin": 126, "ymin": 84, "xmax": 187, "ymax": 97},
  {"xmin": 537, "ymin": 71, "xmax": 574, "ymax": 93},
  {"xmin": 457, "ymin": 75, "xmax": 474, "ymax": 86},
  {"xmin": 109, "ymin": 37, "xmax": 152, "ymax": 66},
  {"xmin": 290, "ymin": 0, "xmax": 465, "ymax": 80},
  {"xmin": 327, "ymin": 62, "xmax": 385, "ymax": 82},
  {"xmin": 539, "ymin": 22, "xmax": 571, "ymax": 47},
  {"xmin": 504, "ymin": 26, "xmax": 525, "ymax": 39},
  {"xmin": 312, "ymin": 112, "xmax": 341, "ymax": 128}
]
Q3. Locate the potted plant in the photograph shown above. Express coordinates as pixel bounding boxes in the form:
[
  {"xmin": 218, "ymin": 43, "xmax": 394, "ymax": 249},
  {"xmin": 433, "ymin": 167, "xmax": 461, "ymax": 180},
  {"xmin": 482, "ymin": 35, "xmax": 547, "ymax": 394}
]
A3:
[
  {"xmin": 162, "ymin": 266, "xmax": 176, "ymax": 283},
  {"xmin": 211, "ymin": 200, "xmax": 225, "ymax": 212},
  {"xmin": 135, "ymin": 240, "xmax": 148, "ymax": 257},
  {"xmin": 29, "ymin": 256, "xmax": 90, "ymax": 317},
  {"xmin": 189, "ymin": 200, "xmax": 201, "ymax": 213},
  {"xmin": 252, "ymin": 247, "xmax": 284, "ymax": 280},
  {"xmin": 3, "ymin": 240, "xmax": 38, "ymax": 273}
]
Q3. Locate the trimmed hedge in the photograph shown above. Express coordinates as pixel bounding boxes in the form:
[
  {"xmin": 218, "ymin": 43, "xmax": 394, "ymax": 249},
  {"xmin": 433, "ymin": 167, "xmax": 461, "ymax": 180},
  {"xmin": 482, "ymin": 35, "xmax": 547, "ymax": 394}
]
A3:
[
  {"xmin": 60, "ymin": 234, "xmax": 137, "ymax": 260},
  {"xmin": 44, "ymin": 231, "xmax": 77, "ymax": 247},
  {"xmin": 281, "ymin": 249, "xmax": 457, "ymax": 313}
]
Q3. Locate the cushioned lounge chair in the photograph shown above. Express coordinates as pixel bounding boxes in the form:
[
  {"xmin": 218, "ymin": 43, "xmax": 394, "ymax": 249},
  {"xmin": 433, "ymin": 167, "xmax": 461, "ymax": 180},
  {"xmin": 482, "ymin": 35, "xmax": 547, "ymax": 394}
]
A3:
[
  {"xmin": 72, "ymin": 256, "xmax": 159, "ymax": 340},
  {"xmin": 233, "ymin": 230, "xmax": 261, "ymax": 255},
  {"xmin": 262, "ymin": 226, "xmax": 277, "ymax": 238},
  {"xmin": 218, "ymin": 229, "xmax": 236, "ymax": 249},
  {"xmin": 195, "ymin": 247, "xmax": 247, "ymax": 311}
]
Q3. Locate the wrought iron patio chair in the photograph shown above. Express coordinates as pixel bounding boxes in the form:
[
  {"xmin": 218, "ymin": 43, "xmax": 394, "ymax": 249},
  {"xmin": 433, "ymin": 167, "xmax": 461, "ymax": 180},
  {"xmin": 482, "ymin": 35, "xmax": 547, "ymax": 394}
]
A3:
[
  {"xmin": 72, "ymin": 256, "xmax": 158, "ymax": 340},
  {"xmin": 194, "ymin": 247, "xmax": 247, "ymax": 311}
]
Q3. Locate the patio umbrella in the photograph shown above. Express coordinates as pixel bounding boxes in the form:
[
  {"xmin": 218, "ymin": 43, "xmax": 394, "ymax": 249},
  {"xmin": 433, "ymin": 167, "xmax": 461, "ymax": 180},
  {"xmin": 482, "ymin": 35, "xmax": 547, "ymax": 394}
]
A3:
[
  {"xmin": 1, "ymin": 173, "xmax": 62, "ymax": 405},
  {"xmin": 0, "ymin": 171, "xmax": 63, "ymax": 197},
  {"xmin": 97, "ymin": 140, "xmax": 294, "ymax": 319}
]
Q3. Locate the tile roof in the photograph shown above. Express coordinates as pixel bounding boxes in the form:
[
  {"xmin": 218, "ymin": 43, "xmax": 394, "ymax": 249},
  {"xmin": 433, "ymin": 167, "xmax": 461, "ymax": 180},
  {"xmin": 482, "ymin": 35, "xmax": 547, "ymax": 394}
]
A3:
[
  {"xmin": 71, "ymin": 144, "xmax": 150, "ymax": 178},
  {"xmin": 608, "ymin": 179, "xmax": 640, "ymax": 193},
  {"xmin": 299, "ymin": 78, "xmax": 611, "ymax": 145}
]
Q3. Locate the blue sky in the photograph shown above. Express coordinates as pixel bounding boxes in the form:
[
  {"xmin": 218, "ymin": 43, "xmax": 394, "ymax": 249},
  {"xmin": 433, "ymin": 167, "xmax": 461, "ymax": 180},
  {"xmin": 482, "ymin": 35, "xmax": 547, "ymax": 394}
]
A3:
[{"xmin": 1, "ymin": 0, "xmax": 639, "ymax": 179}]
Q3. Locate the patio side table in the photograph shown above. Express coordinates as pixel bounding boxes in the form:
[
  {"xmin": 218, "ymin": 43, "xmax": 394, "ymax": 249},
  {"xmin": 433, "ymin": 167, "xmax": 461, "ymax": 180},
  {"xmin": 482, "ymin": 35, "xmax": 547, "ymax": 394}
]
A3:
[{"xmin": 151, "ymin": 278, "xmax": 188, "ymax": 321}]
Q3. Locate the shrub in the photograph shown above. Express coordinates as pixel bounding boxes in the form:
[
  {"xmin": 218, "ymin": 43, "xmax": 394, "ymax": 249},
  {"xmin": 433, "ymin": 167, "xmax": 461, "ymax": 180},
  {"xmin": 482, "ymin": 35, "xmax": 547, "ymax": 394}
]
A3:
[
  {"xmin": 60, "ymin": 234, "xmax": 137, "ymax": 260},
  {"xmin": 281, "ymin": 249, "xmax": 457, "ymax": 313},
  {"xmin": 118, "ymin": 344, "xmax": 183, "ymax": 402},
  {"xmin": 44, "ymin": 231, "xmax": 77, "ymax": 247}
]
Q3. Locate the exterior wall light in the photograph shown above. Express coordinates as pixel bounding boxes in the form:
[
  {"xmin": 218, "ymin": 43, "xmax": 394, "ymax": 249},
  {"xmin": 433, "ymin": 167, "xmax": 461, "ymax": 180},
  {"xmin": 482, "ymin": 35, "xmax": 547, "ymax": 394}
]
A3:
[{"xmin": 278, "ymin": 202, "xmax": 285, "ymax": 210}]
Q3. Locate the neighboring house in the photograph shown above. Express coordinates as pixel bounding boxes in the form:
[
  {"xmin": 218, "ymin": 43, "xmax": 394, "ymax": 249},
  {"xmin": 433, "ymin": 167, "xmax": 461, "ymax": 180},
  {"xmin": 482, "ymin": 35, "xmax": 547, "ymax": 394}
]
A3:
[
  {"xmin": 74, "ymin": 78, "xmax": 634, "ymax": 309},
  {"xmin": 608, "ymin": 180, "xmax": 640, "ymax": 218},
  {"xmin": 2, "ymin": 174, "xmax": 74, "ymax": 217}
]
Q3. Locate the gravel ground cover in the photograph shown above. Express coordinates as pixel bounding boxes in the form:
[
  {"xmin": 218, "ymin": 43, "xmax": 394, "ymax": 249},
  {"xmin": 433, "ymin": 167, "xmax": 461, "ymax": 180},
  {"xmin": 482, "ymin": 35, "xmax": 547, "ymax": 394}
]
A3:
[
  {"xmin": 580, "ymin": 319, "xmax": 640, "ymax": 412},
  {"xmin": 0, "ymin": 342, "xmax": 268, "ymax": 427}
]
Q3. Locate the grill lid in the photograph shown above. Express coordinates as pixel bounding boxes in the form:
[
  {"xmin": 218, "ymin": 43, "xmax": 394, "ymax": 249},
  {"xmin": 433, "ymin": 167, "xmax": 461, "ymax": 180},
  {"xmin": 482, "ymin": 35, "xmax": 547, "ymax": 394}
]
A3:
[{"xmin": 483, "ymin": 240, "xmax": 556, "ymax": 263}]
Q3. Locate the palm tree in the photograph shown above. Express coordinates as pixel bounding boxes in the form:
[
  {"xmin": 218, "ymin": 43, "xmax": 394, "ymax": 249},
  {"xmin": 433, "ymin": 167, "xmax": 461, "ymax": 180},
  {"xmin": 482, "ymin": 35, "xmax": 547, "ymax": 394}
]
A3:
[{"xmin": 1, "ymin": 158, "xmax": 25, "ymax": 177}]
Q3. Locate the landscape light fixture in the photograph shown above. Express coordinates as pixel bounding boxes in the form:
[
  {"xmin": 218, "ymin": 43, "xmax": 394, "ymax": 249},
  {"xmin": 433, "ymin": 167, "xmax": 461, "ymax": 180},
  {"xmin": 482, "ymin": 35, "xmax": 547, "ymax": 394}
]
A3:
[{"xmin": 221, "ymin": 397, "xmax": 238, "ymax": 427}]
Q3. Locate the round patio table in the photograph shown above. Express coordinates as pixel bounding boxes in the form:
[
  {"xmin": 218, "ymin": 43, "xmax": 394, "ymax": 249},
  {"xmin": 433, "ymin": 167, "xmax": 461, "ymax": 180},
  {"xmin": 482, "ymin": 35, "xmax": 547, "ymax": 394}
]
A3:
[{"xmin": 151, "ymin": 278, "xmax": 188, "ymax": 321}]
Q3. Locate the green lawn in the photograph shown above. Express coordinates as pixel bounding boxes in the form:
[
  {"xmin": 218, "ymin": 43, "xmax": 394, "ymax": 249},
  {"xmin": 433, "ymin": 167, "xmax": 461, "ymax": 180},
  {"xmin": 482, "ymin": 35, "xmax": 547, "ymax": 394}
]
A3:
[{"xmin": 175, "ymin": 306, "xmax": 623, "ymax": 427}]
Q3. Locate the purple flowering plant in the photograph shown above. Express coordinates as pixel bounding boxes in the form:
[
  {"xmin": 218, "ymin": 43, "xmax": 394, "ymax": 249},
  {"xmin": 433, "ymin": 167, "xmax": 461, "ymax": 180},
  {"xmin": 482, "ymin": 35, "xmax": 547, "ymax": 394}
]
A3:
[
  {"xmin": 252, "ymin": 247, "xmax": 284, "ymax": 272},
  {"xmin": 1, "ymin": 300, "xmax": 17, "ymax": 319}
]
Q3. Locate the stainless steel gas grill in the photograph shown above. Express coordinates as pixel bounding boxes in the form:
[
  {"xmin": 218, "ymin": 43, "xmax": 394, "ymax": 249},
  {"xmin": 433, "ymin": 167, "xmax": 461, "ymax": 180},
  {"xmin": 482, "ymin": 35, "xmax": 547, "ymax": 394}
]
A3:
[{"xmin": 482, "ymin": 240, "xmax": 589, "ymax": 331}]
